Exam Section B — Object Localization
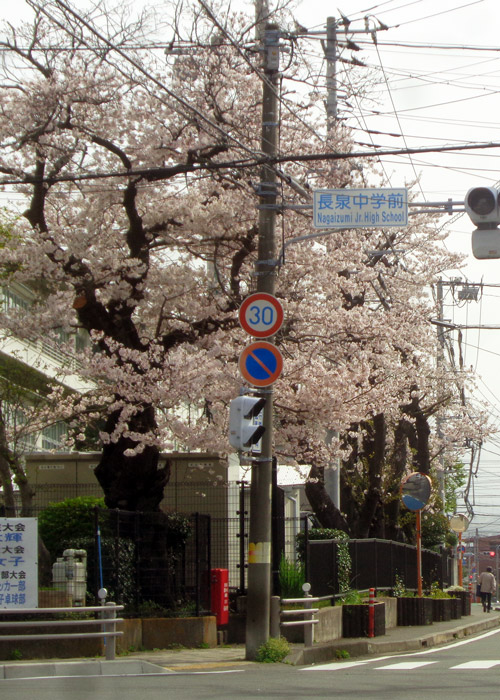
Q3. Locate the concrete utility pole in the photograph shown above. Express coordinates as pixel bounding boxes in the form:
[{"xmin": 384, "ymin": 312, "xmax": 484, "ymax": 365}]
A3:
[
  {"xmin": 245, "ymin": 24, "xmax": 280, "ymax": 661},
  {"xmin": 435, "ymin": 279, "xmax": 446, "ymax": 506},
  {"xmin": 325, "ymin": 16, "xmax": 337, "ymax": 130}
]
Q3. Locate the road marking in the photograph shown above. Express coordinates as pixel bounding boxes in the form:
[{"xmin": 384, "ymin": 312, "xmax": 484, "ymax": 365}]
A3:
[
  {"xmin": 375, "ymin": 661, "xmax": 437, "ymax": 670},
  {"xmin": 451, "ymin": 660, "xmax": 500, "ymax": 669},
  {"xmin": 302, "ymin": 661, "xmax": 370, "ymax": 671},
  {"xmin": 162, "ymin": 662, "xmax": 251, "ymax": 671}
]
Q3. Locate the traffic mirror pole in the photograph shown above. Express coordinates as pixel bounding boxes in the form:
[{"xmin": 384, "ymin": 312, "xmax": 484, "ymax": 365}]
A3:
[{"xmin": 245, "ymin": 24, "xmax": 280, "ymax": 661}]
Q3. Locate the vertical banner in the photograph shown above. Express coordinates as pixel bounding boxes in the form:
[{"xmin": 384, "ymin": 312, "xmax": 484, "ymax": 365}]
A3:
[{"xmin": 0, "ymin": 517, "xmax": 38, "ymax": 609}]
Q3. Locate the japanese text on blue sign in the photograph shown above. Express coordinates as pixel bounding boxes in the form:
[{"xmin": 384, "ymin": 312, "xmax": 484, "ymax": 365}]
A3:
[
  {"xmin": 313, "ymin": 188, "xmax": 408, "ymax": 229},
  {"xmin": 0, "ymin": 518, "xmax": 38, "ymax": 608}
]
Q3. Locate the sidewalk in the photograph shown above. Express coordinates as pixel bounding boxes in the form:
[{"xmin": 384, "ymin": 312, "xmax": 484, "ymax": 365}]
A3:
[
  {"xmin": 286, "ymin": 603, "xmax": 500, "ymax": 666},
  {"xmin": 2, "ymin": 603, "xmax": 500, "ymax": 678},
  {"xmin": 123, "ymin": 602, "xmax": 500, "ymax": 669}
]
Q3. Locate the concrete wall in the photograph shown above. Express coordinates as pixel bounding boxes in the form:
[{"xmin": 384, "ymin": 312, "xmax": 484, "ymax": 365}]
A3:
[
  {"xmin": 314, "ymin": 606, "xmax": 343, "ymax": 643},
  {"xmin": 379, "ymin": 596, "xmax": 397, "ymax": 629},
  {"xmin": 0, "ymin": 616, "xmax": 217, "ymax": 661}
]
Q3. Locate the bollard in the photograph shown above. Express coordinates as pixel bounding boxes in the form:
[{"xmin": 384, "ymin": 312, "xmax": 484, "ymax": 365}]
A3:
[
  {"xmin": 103, "ymin": 602, "xmax": 117, "ymax": 660},
  {"xmin": 303, "ymin": 583, "xmax": 314, "ymax": 648},
  {"xmin": 270, "ymin": 596, "xmax": 281, "ymax": 639},
  {"xmin": 368, "ymin": 587, "xmax": 375, "ymax": 638}
]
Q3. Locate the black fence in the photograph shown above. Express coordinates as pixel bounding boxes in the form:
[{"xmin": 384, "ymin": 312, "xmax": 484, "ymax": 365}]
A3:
[
  {"xmin": 3, "ymin": 480, "xmax": 455, "ymax": 613},
  {"xmin": 308, "ymin": 538, "xmax": 452, "ymax": 596},
  {"xmin": 91, "ymin": 508, "xmax": 212, "ymax": 617}
]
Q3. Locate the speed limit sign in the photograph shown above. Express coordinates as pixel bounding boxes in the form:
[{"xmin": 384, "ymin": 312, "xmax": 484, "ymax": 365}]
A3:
[{"xmin": 239, "ymin": 293, "xmax": 284, "ymax": 338}]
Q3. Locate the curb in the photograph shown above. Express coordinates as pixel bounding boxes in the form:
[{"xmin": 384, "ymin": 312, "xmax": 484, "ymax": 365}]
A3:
[{"xmin": 285, "ymin": 616, "xmax": 500, "ymax": 666}]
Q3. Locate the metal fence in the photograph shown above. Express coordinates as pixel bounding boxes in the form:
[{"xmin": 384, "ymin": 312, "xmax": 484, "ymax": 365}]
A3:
[
  {"xmin": 90, "ymin": 508, "xmax": 212, "ymax": 618},
  {"xmin": 3, "ymin": 480, "xmax": 454, "ymax": 614},
  {"xmin": 307, "ymin": 538, "xmax": 452, "ymax": 596}
]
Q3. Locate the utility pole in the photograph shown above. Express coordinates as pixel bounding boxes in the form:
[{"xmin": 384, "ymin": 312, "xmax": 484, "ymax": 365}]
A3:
[
  {"xmin": 323, "ymin": 17, "xmax": 340, "ymax": 508},
  {"xmin": 245, "ymin": 24, "xmax": 280, "ymax": 661},
  {"xmin": 325, "ymin": 16, "xmax": 337, "ymax": 131},
  {"xmin": 435, "ymin": 279, "xmax": 446, "ymax": 506}
]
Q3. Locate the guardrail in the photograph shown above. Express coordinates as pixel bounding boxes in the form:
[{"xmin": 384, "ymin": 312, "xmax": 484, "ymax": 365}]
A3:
[
  {"xmin": 273, "ymin": 585, "xmax": 396, "ymax": 647},
  {"xmin": 0, "ymin": 603, "xmax": 124, "ymax": 660},
  {"xmin": 279, "ymin": 593, "xmax": 319, "ymax": 647}
]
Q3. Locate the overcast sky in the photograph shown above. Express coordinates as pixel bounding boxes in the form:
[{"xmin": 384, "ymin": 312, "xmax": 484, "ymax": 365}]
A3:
[{"xmin": 292, "ymin": 0, "xmax": 500, "ymax": 535}]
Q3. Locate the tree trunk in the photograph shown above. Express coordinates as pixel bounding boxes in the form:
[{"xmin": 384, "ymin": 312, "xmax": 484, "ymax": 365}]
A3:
[
  {"xmin": 357, "ymin": 414, "xmax": 386, "ymax": 538},
  {"xmin": 94, "ymin": 405, "xmax": 170, "ymax": 511},
  {"xmin": 0, "ymin": 412, "xmax": 16, "ymax": 513},
  {"xmin": 305, "ymin": 463, "xmax": 349, "ymax": 532}
]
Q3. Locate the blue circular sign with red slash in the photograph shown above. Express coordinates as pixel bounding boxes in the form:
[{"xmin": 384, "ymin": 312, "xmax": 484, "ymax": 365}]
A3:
[
  {"xmin": 239, "ymin": 293, "xmax": 284, "ymax": 338},
  {"xmin": 239, "ymin": 341, "xmax": 283, "ymax": 387}
]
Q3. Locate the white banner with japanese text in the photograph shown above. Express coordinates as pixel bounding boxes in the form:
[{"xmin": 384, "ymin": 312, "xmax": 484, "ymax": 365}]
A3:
[{"xmin": 0, "ymin": 518, "xmax": 38, "ymax": 608}]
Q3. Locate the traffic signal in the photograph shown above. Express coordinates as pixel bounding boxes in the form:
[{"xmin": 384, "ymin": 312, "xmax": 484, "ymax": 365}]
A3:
[
  {"xmin": 464, "ymin": 186, "xmax": 500, "ymax": 259},
  {"xmin": 228, "ymin": 396, "xmax": 266, "ymax": 452},
  {"xmin": 490, "ymin": 551, "xmax": 496, "ymax": 558}
]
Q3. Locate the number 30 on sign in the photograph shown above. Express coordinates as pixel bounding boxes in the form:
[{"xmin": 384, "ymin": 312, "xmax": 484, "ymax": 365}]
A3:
[{"xmin": 239, "ymin": 293, "xmax": 284, "ymax": 338}]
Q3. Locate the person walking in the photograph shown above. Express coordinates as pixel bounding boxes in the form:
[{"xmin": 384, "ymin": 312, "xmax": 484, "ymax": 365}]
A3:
[{"xmin": 479, "ymin": 566, "xmax": 496, "ymax": 612}]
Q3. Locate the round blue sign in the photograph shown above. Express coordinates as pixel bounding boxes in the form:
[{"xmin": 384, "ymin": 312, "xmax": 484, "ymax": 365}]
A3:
[{"xmin": 239, "ymin": 341, "xmax": 283, "ymax": 387}]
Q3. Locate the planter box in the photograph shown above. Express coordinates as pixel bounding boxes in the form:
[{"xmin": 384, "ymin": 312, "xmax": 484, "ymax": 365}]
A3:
[
  {"xmin": 432, "ymin": 598, "xmax": 453, "ymax": 622},
  {"xmin": 397, "ymin": 597, "xmax": 433, "ymax": 626},
  {"xmin": 450, "ymin": 591, "xmax": 471, "ymax": 616},
  {"xmin": 142, "ymin": 616, "xmax": 217, "ymax": 649},
  {"xmin": 342, "ymin": 603, "xmax": 385, "ymax": 638},
  {"xmin": 450, "ymin": 597, "xmax": 462, "ymax": 620}
]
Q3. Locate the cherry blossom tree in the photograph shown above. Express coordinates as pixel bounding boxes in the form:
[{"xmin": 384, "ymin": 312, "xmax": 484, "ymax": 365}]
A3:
[{"xmin": 0, "ymin": 0, "xmax": 487, "ymax": 533}]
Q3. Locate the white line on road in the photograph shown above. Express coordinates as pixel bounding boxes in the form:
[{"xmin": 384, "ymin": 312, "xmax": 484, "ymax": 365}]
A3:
[
  {"xmin": 302, "ymin": 661, "xmax": 370, "ymax": 672},
  {"xmin": 301, "ymin": 626, "xmax": 500, "ymax": 671},
  {"xmin": 375, "ymin": 661, "xmax": 437, "ymax": 670},
  {"xmin": 451, "ymin": 660, "xmax": 500, "ymax": 669}
]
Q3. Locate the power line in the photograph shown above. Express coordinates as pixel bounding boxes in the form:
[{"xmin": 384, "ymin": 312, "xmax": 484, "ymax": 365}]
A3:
[{"xmin": 4, "ymin": 139, "xmax": 500, "ymax": 187}]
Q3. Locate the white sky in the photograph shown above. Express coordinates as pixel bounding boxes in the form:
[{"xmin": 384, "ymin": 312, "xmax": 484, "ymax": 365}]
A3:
[
  {"xmin": 292, "ymin": 0, "xmax": 500, "ymax": 535},
  {"xmin": 3, "ymin": 0, "xmax": 500, "ymax": 535}
]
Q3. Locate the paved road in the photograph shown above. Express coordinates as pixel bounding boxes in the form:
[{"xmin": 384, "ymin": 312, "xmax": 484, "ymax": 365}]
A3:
[{"xmin": 3, "ymin": 627, "xmax": 500, "ymax": 700}]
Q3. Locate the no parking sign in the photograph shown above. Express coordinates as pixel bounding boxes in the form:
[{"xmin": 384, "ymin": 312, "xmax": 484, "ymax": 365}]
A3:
[{"xmin": 239, "ymin": 341, "xmax": 283, "ymax": 387}]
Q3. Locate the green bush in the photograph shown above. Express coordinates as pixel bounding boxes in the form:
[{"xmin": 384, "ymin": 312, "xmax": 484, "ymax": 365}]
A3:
[
  {"xmin": 428, "ymin": 581, "xmax": 451, "ymax": 599},
  {"xmin": 393, "ymin": 573, "xmax": 414, "ymax": 597},
  {"xmin": 255, "ymin": 636, "xmax": 290, "ymax": 663},
  {"xmin": 70, "ymin": 534, "xmax": 137, "ymax": 608},
  {"xmin": 279, "ymin": 555, "xmax": 305, "ymax": 598},
  {"xmin": 337, "ymin": 589, "xmax": 363, "ymax": 605},
  {"xmin": 335, "ymin": 649, "xmax": 350, "ymax": 659},
  {"xmin": 38, "ymin": 496, "xmax": 105, "ymax": 561}
]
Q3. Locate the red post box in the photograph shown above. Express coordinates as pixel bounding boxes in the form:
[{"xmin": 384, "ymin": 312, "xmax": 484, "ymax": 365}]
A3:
[{"xmin": 211, "ymin": 568, "xmax": 229, "ymax": 626}]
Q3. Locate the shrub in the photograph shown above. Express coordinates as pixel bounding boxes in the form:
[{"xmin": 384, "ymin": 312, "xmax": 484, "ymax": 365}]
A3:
[
  {"xmin": 337, "ymin": 589, "xmax": 363, "ymax": 605},
  {"xmin": 393, "ymin": 573, "xmax": 412, "ymax": 597},
  {"xmin": 335, "ymin": 649, "xmax": 350, "ymax": 659},
  {"xmin": 428, "ymin": 581, "xmax": 451, "ymax": 599},
  {"xmin": 279, "ymin": 555, "xmax": 305, "ymax": 598},
  {"xmin": 255, "ymin": 636, "xmax": 290, "ymax": 663},
  {"xmin": 38, "ymin": 496, "xmax": 105, "ymax": 561}
]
